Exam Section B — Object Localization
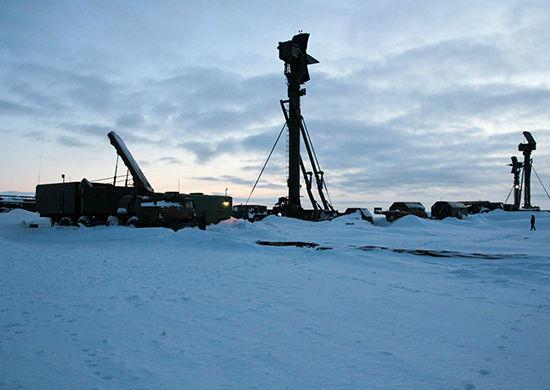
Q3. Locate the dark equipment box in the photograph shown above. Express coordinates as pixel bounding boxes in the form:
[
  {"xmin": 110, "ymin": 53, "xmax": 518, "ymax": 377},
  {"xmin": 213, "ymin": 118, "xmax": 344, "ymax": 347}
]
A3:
[{"xmin": 36, "ymin": 182, "xmax": 81, "ymax": 218}]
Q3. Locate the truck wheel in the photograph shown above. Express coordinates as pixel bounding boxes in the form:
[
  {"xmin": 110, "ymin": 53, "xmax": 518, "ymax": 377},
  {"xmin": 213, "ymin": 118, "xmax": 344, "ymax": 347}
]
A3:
[
  {"xmin": 106, "ymin": 215, "xmax": 119, "ymax": 226},
  {"xmin": 127, "ymin": 216, "xmax": 139, "ymax": 227},
  {"xmin": 198, "ymin": 213, "xmax": 207, "ymax": 230},
  {"xmin": 59, "ymin": 217, "xmax": 73, "ymax": 226},
  {"xmin": 78, "ymin": 216, "xmax": 91, "ymax": 227}
]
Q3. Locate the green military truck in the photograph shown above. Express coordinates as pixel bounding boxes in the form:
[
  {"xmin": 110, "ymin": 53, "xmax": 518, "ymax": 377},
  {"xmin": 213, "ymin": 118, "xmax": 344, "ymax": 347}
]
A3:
[
  {"xmin": 188, "ymin": 193, "xmax": 232, "ymax": 227},
  {"xmin": 35, "ymin": 131, "xmax": 232, "ymax": 230}
]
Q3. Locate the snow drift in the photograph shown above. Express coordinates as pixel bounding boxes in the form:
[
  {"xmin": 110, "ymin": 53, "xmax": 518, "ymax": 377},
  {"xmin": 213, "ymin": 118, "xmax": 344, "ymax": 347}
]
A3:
[{"xmin": 1, "ymin": 210, "xmax": 549, "ymax": 389}]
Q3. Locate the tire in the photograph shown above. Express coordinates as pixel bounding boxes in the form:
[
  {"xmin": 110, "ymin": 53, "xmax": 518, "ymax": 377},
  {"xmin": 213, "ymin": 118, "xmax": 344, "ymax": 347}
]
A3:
[
  {"xmin": 127, "ymin": 216, "xmax": 139, "ymax": 227},
  {"xmin": 59, "ymin": 217, "xmax": 74, "ymax": 226},
  {"xmin": 198, "ymin": 213, "xmax": 207, "ymax": 230},
  {"xmin": 78, "ymin": 216, "xmax": 91, "ymax": 227},
  {"xmin": 106, "ymin": 215, "xmax": 119, "ymax": 226}
]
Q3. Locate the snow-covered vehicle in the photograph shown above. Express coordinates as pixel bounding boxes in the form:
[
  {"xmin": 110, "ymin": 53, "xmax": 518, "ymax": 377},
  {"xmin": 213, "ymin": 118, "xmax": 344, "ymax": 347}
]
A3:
[
  {"xmin": 374, "ymin": 202, "xmax": 428, "ymax": 222},
  {"xmin": 116, "ymin": 193, "xmax": 197, "ymax": 230},
  {"xmin": 232, "ymin": 204, "xmax": 269, "ymax": 222},
  {"xmin": 342, "ymin": 208, "xmax": 374, "ymax": 223},
  {"xmin": 431, "ymin": 201, "xmax": 468, "ymax": 220}
]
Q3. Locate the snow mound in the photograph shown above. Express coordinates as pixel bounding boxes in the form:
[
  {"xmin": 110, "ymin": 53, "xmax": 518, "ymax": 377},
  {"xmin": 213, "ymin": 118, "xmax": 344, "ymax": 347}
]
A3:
[
  {"xmin": 211, "ymin": 217, "xmax": 256, "ymax": 230},
  {"xmin": 390, "ymin": 214, "xmax": 432, "ymax": 228},
  {"xmin": 0, "ymin": 209, "xmax": 49, "ymax": 227}
]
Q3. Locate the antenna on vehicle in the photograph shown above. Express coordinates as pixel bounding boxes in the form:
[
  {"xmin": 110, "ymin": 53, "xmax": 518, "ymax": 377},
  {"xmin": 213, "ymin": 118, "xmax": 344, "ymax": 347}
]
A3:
[
  {"xmin": 107, "ymin": 131, "xmax": 154, "ymax": 194},
  {"xmin": 518, "ymin": 131, "xmax": 537, "ymax": 209},
  {"xmin": 274, "ymin": 32, "xmax": 335, "ymax": 219},
  {"xmin": 508, "ymin": 156, "xmax": 523, "ymax": 210},
  {"xmin": 278, "ymin": 32, "xmax": 318, "ymax": 214},
  {"xmin": 37, "ymin": 134, "xmax": 45, "ymax": 185}
]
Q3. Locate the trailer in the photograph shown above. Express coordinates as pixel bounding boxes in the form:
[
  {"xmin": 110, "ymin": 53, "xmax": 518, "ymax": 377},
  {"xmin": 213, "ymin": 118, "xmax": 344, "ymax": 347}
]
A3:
[
  {"xmin": 374, "ymin": 202, "xmax": 428, "ymax": 222},
  {"xmin": 342, "ymin": 208, "xmax": 374, "ymax": 223},
  {"xmin": 459, "ymin": 201, "xmax": 503, "ymax": 214},
  {"xmin": 431, "ymin": 201, "xmax": 468, "ymax": 220},
  {"xmin": 36, "ymin": 179, "xmax": 137, "ymax": 225}
]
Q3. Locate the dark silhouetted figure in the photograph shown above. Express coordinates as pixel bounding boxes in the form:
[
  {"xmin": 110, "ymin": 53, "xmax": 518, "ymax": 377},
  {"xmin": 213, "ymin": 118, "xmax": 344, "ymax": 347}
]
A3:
[{"xmin": 530, "ymin": 214, "xmax": 536, "ymax": 231}]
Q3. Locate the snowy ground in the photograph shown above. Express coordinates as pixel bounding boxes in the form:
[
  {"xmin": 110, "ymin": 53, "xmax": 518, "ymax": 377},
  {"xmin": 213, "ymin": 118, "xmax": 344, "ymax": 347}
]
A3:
[{"xmin": 1, "ymin": 209, "xmax": 549, "ymax": 389}]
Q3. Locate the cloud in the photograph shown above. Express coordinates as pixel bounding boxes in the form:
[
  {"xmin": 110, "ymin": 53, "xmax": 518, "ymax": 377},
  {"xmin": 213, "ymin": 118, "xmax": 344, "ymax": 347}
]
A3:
[
  {"xmin": 116, "ymin": 113, "xmax": 145, "ymax": 128},
  {"xmin": 145, "ymin": 68, "xmax": 282, "ymax": 137},
  {"xmin": 57, "ymin": 135, "xmax": 87, "ymax": 147},
  {"xmin": 117, "ymin": 131, "xmax": 168, "ymax": 147},
  {"xmin": 57, "ymin": 122, "xmax": 169, "ymax": 148},
  {"xmin": 64, "ymin": 123, "xmax": 113, "ymax": 138},
  {"xmin": 156, "ymin": 156, "xmax": 181, "ymax": 165},
  {"xmin": 177, "ymin": 127, "xmax": 287, "ymax": 163},
  {"xmin": 0, "ymin": 99, "xmax": 37, "ymax": 115},
  {"xmin": 193, "ymin": 175, "xmax": 252, "ymax": 186},
  {"xmin": 20, "ymin": 130, "xmax": 45, "ymax": 139},
  {"xmin": 193, "ymin": 174, "xmax": 285, "ymax": 190},
  {"xmin": 2, "ymin": 62, "xmax": 117, "ymax": 114}
]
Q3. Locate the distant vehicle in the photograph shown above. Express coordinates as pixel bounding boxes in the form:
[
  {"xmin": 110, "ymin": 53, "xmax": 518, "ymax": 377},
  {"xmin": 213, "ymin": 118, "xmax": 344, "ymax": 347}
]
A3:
[
  {"xmin": 459, "ymin": 201, "xmax": 503, "ymax": 214},
  {"xmin": 232, "ymin": 204, "xmax": 269, "ymax": 222},
  {"xmin": 342, "ymin": 208, "xmax": 373, "ymax": 223},
  {"xmin": 431, "ymin": 201, "xmax": 468, "ymax": 220},
  {"xmin": 374, "ymin": 202, "xmax": 428, "ymax": 222},
  {"xmin": 0, "ymin": 194, "xmax": 36, "ymax": 212}
]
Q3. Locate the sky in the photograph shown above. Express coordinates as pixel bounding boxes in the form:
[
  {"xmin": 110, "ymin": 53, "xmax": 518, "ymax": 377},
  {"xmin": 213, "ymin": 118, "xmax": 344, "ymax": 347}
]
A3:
[{"xmin": 1, "ymin": 0, "xmax": 550, "ymax": 210}]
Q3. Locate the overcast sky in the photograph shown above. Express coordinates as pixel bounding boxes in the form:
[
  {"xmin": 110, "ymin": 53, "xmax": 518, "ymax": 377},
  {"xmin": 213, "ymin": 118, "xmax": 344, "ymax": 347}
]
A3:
[{"xmin": 1, "ymin": 0, "xmax": 550, "ymax": 209}]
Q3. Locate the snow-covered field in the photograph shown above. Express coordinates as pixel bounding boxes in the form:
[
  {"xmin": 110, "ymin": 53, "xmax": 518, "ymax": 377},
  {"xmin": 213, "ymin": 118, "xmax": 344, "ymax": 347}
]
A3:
[{"xmin": 1, "ymin": 209, "xmax": 549, "ymax": 389}]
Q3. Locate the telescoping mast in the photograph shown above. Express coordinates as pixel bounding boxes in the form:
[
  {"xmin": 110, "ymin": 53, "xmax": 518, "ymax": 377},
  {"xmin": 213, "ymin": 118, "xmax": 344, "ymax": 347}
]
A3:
[{"xmin": 273, "ymin": 32, "xmax": 336, "ymax": 220}]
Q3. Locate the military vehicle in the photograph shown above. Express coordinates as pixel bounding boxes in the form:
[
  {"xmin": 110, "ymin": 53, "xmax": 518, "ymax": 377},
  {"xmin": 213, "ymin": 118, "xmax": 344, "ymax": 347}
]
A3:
[
  {"xmin": 232, "ymin": 204, "xmax": 269, "ymax": 222},
  {"xmin": 35, "ymin": 131, "xmax": 232, "ymax": 229},
  {"xmin": 374, "ymin": 202, "xmax": 428, "ymax": 222},
  {"xmin": 116, "ymin": 192, "xmax": 196, "ymax": 230},
  {"xmin": 458, "ymin": 201, "xmax": 503, "ymax": 214},
  {"xmin": 35, "ymin": 180, "xmax": 134, "ymax": 226},
  {"xmin": 518, "ymin": 131, "xmax": 537, "ymax": 210},
  {"xmin": 342, "ymin": 208, "xmax": 374, "ymax": 223},
  {"xmin": 188, "ymin": 192, "xmax": 232, "ymax": 227},
  {"xmin": 246, "ymin": 33, "xmax": 337, "ymax": 221},
  {"xmin": 430, "ymin": 201, "xmax": 468, "ymax": 220}
]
